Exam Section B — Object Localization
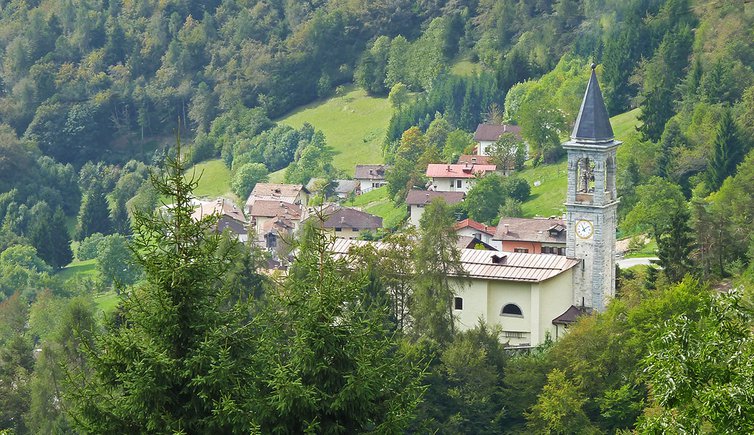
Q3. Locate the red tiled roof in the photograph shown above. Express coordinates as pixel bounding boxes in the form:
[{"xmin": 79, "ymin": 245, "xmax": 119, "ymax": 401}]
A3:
[
  {"xmin": 246, "ymin": 183, "xmax": 308, "ymax": 207},
  {"xmin": 494, "ymin": 217, "xmax": 567, "ymax": 243},
  {"xmin": 457, "ymin": 154, "xmax": 493, "ymax": 165},
  {"xmin": 454, "ymin": 218, "xmax": 496, "ymax": 236},
  {"xmin": 406, "ymin": 189, "xmax": 465, "ymax": 206},
  {"xmin": 249, "ymin": 200, "xmax": 302, "ymax": 219},
  {"xmin": 426, "ymin": 163, "xmax": 497, "ymax": 179},
  {"xmin": 474, "ymin": 124, "xmax": 522, "ymax": 141}
]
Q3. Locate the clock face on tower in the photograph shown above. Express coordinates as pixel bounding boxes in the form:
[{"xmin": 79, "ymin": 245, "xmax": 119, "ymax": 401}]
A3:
[{"xmin": 575, "ymin": 220, "xmax": 594, "ymax": 239}]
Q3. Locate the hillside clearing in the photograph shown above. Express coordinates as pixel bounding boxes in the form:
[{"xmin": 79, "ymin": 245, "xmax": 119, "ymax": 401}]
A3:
[{"xmin": 277, "ymin": 85, "xmax": 392, "ymax": 175}]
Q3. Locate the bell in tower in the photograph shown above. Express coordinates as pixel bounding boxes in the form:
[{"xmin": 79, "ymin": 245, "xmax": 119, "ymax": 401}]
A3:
[{"xmin": 564, "ymin": 64, "xmax": 621, "ymax": 312}]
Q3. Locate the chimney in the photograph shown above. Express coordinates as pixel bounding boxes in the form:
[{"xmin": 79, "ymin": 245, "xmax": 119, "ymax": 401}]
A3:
[
  {"xmin": 503, "ymin": 224, "xmax": 509, "ymax": 235},
  {"xmin": 471, "ymin": 157, "xmax": 477, "ymax": 164},
  {"xmin": 340, "ymin": 216, "xmax": 345, "ymax": 224},
  {"xmin": 491, "ymin": 254, "xmax": 506, "ymax": 265}
]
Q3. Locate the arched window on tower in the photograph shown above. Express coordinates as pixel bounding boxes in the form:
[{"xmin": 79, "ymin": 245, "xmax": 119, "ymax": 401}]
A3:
[{"xmin": 501, "ymin": 303, "xmax": 523, "ymax": 317}]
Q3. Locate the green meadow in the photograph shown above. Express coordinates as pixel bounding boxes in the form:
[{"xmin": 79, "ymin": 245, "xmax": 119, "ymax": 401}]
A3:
[{"xmin": 278, "ymin": 85, "xmax": 392, "ymax": 176}]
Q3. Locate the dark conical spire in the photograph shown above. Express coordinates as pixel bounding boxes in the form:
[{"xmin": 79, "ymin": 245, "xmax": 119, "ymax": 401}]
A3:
[{"xmin": 571, "ymin": 64, "xmax": 614, "ymax": 143}]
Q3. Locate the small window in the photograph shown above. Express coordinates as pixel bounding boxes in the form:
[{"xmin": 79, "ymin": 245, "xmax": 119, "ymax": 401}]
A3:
[
  {"xmin": 501, "ymin": 304, "xmax": 523, "ymax": 317},
  {"xmin": 454, "ymin": 297, "xmax": 463, "ymax": 310},
  {"xmin": 335, "ymin": 227, "xmax": 342, "ymax": 232},
  {"xmin": 514, "ymin": 248, "xmax": 529, "ymax": 253},
  {"xmin": 456, "ymin": 179, "xmax": 462, "ymax": 188}
]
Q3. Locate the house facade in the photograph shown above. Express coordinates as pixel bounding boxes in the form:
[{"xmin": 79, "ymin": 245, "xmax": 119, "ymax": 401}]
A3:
[
  {"xmin": 245, "ymin": 183, "xmax": 309, "ymax": 213},
  {"xmin": 191, "ymin": 198, "xmax": 249, "ymax": 242},
  {"xmin": 354, "ymin": 164, "xmax": 388, "ymax": 193},
  {"xmin": 426, "ymin": 163, "xmax": 498, "ymax": 193},
  {"xmin": 454, "ymin": 218, "xmax": 498, "ymax": 249},
  {"xmin": 406, "ymin": 189, "xmax": 465, "ymax": 227},
  {"xmin": 473, "ymin": 123, "xmax": 523, "ymax": 156},
  {"xmin": 452, "ymin": 250, "xmax": 579, "ymax": 347},
  {"xmin": 320, "ymin": 206, "xmax": 382, "ymax": 239}
]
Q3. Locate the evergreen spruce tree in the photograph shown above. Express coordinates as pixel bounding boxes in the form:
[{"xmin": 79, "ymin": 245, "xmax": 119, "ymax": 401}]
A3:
[
  {"xmin": 74, "ymin": 185, "xmax": 112, "ymax": 241},
  {"xmin": 656, "ymin": 207, "xmax": 696, "ymax": 283},
  {"xmin": 29, "ymin": 206, "xmax": 72, "ymax": 269},
  {"xmin": 250, "ymin": 221, "xmax": 425, "ymax": 433},
  {"xmin": 637, "ymin": 83, "xmax": 673, "ymax": 143},
  {"xmin": 66, "ymin": 140, "xmax": 262, "ymax": 433},
  {"xmin": 706, "ymin": 110, "xmax": 743, "ymax": 191}
]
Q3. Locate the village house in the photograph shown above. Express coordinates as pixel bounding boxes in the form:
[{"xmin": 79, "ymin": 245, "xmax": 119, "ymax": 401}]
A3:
[
  {"xmin": 425, "ymin": 163, "xmax": 498, "ymax": 193},
  {"xmin": 245, "ymin": 183, "xmax": 310, "ymax": 213},
  {"xmin": 191, "ymin": 198, "xmax": 249, "ymax": 242},
  {"xmin": 454, "ymin": 218, "xmax": 498, "ymax": 249},
  {"xmin": 406, "ymin": 189, "xmax": 465, "ymax": 227},
  {"xmin": 306, "ymin": 179, "xmax": 362, "ymax": 200},
  {"xmin": 493, "ymin": 217, "xmax": 567, "ymax": 255},
  {"xmin": 354, "ymin": 164, "xmax": 388, "ymax": 193},
  {"xmin": 319, "ymin": 205, "xmax": 382, "ymax": 240},
  {"xmin": 248, "ymin": 200, "xmax": 302, "ymax": 247},
  {"xmin": 456, "ymin": 154, "xmax": 493, "ymax": 166},
  {"xmin": 473, "ymin": 123, "xmax": 523, "ymax": 156}
]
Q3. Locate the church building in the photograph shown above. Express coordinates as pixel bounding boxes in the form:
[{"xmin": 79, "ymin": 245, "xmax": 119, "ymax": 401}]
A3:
[{"xmin": 452, "ymin": 64, "xmax": 620, "ymax": 346}]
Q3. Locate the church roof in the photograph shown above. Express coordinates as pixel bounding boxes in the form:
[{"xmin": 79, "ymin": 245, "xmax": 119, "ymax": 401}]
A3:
[
  {"xmin": 571, "ymin": 65, "xmax": 614, "ymax": 143},
  {"xmin": 328, "ymin": 239, "xmax": 579, "ymax": 283}
]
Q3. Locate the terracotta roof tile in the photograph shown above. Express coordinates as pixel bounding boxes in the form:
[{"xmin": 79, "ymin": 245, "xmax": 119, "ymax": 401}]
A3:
[
  {"xmin": 454, "ymin": 218, "xmax": 496, "ymax": 236},
  {"xmin": 494, "ymin": 217, "xmax": 567, "ymax": 243},
  {"xmin": 426, "ymin": 163, "xmax": 497, "ymax": 179}
]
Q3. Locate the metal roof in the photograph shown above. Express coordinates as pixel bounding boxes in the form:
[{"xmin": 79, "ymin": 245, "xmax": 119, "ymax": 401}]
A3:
[
  {"xmin": 329, "ymin": 239, "xmax": 578, "ymax": 283},
  {"xmin": 571, "ymin": 66, "xmax": 614, "ymax": 143}
]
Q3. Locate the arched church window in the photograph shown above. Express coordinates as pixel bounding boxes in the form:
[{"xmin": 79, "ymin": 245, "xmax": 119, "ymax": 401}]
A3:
[{"xmin": 501, "ymin": 303, "xmax": 523, "ymax": 317}]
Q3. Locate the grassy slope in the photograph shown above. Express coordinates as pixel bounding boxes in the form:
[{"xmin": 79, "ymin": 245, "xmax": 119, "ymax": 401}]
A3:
[
  {"xmin": 344, "ymin": 186, "xmax": 407, "ymax": 229},
  {"xmin": 188, "ymin": 159, "xmax": 236, "ymax": 201},
  {"xmin": 277, "ymin": 85, "xmax": 392, "ymax": 176},
  {"xmin": 517, "ymin": 108, "xmax": 641, "ymax": 218},
  {"xmin": 56, "ymin": 259, "xmax": 98, "ymax": 281}
]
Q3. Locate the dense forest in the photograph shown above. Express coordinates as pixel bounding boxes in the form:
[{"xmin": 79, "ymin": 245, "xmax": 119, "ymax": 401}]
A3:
[{"xmin": 1, "ymin": 0, "xmax": 754, "ymax": 432}]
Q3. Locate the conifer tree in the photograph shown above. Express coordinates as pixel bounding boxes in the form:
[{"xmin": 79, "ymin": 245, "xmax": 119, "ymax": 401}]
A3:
[
  {"xmin": 250, "ymin": 221, "xmax": 425, "ymax": 432},
  {"xmin": 706, "ymin": 110, "xmax": 743, "ymax": 191},
  {"xmin": 66, "ymin": 140, "xmax": 261, "ymax": 433},
  {"xmin": 656, "ymin": 207, "xmax": 696, "ymax": 283},
  {"xmin": 413, "ymin": 199, "xmax": 467, "ymax": 344},
  {"xmin": 74, "ymin": 185, "xmax": 112, "ymax": 241}
]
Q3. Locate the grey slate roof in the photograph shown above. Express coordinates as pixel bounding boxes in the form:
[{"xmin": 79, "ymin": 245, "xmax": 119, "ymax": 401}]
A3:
[
  {"xmin": 321, "ymin": 206, "xmax": 382, "ymax": 230},
  {"xmin": 354, "ymin": 164, "xmax": 387, "ymax": 180},
  {"xmin": 571, "ymin": 66, "xmax": 614, "ymax": 143}
]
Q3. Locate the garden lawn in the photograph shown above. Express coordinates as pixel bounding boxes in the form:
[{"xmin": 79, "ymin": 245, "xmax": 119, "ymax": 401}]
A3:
[
  {"xmin": 277, "ymin": 85, "xmax": 392, "ymax": 175},
  {"xmin": 93, "ymin": 290, "xmax": 121, "ymax": 314},
  {"xmin": 56, "ymin": 259, "xmax": 98, "ymax": 281}
]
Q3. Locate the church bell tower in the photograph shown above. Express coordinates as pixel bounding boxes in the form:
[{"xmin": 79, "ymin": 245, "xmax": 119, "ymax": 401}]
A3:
[{"xmin": 564, "ymin": 64, "xmax": 620, "ymax": 312}]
